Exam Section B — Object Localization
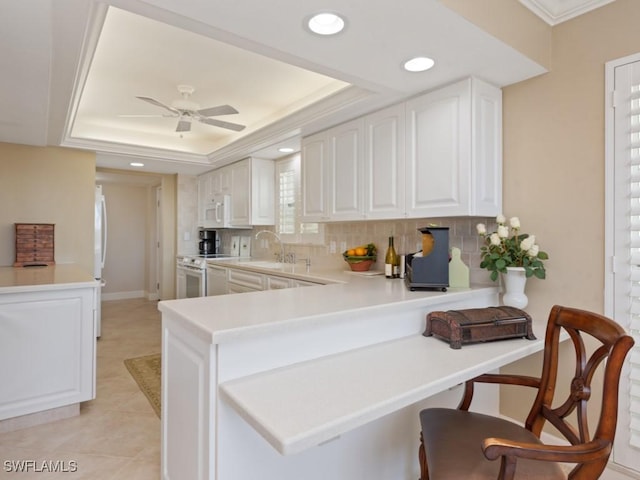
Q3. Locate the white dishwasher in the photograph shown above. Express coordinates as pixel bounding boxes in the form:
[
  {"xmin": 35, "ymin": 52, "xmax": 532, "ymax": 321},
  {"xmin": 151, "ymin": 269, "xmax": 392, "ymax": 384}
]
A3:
[{"xmin": 206, "ymin": 265, "xmax": 229, "ymax": 296}]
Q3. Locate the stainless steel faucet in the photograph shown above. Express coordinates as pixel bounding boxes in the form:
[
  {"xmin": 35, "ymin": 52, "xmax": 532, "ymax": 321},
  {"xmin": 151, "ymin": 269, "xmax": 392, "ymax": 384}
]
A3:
[{"xmin": 255, "ymin": 230, "xmax": 284, "ymax": 263}]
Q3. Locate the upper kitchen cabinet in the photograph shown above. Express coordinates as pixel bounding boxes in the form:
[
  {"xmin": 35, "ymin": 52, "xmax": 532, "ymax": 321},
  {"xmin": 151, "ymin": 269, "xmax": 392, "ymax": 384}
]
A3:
[
  {"xmin": 301, "ymin": 131, "xmax": 329, "ymax": 221},
  {"xmin": 301, "ymin": 109, "xmax": 404, "ymax": 222},
  {"xmin": 301, "ymin": 118, "xmax": 364, "ymax": 222},
  {"xmin": 198, "ymin": 158, "xmax": 274, "ymax": 228},
  {"xmin": 198, "ymin": 168, "xmax": 232, "ymax": 227},
  {"xmin": 405, "ymin": 77, "xmax": 502, "ymax": 218},
  {"xmin": 228, "ymin": 157, "xmax": 275, "ymax": 227},
  {"xmin": 364, "ymin": 104, "xmax": 406, "ymax": 219},
  {"xmin": 327, "ymin": 118, "xmax": 364, "ymax": 221}
]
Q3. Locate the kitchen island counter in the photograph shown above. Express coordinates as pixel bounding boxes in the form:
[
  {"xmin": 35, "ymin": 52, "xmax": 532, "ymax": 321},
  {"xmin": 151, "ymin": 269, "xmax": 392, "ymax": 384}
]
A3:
[
  {"xmin": 0, "ymin": 263, "xmax": 97, "ymax": 427},
  {"xmin": 159, "ymin": 266, "xmax": 497, "ymax": 344},
  {"xmin": 158, "ymin": 273, "xmax": 514, "ymax": 480},
  {"xmin": 0, "ymin": 263, "xmax": 98, "ymax": 294}
]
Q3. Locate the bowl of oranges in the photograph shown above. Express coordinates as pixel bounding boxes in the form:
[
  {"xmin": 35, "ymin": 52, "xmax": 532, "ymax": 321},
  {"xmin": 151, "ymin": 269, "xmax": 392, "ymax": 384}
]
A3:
[{"xmin": 343, "ymin": 243, "xmax": 377, "ymax": 272}]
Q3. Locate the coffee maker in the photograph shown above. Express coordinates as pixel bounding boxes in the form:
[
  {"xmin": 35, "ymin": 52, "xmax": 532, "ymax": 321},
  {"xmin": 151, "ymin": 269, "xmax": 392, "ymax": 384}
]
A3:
[
  {"xmin": 404, "ymin": 226, "xmax": 450, "ymax": 291},
  {"xmin": 198, "ymin": 229, "xmax": 218, "ymax": 255}
]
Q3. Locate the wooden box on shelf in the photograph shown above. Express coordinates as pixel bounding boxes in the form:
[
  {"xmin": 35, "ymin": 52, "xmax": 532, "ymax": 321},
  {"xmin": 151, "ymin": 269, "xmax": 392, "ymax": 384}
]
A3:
[{"xmin": 14, "ymin": 223, "xmax": 55, "ymax": 267}]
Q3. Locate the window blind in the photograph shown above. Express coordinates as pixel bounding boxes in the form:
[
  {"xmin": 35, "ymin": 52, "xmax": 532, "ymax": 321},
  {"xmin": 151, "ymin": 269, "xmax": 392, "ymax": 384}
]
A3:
[{"xmin": 625, "ymin": 83, "xmax": 640, "ymax": 448}]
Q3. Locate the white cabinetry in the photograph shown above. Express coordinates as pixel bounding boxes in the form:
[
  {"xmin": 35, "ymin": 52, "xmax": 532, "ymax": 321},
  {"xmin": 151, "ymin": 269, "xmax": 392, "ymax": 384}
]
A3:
[
  {"xmin": 301, "ymin": 77, "xmax": 501, "ymax": 222},
  {"xmin": 207, "ymin": 265, "xmax": 228, "ymax": 296},
  {"xmin": 327, "ymin": 118, "xmax": 364, "ymax": 221},
  {"xmin": 405, "ymin": 77, "xmax": 501, "ymax": 218},
  {"xmin": 264, "ymin": 275, "xmax": 293, "ymax": 290},
  {"xmin": 364, "ymin": 104, "xmax": 406, "ymax": 219},
  {"xmin": 301, "ymin": 118, "xmax": 365, "ymax": 222},
  {"xmin": 0, "ymin": 282, "xmax": 96, "ymax": 420},
  {"xmin": 198, "ymin": 158, "xmax": 274, "ymax": 228},
  {"xmin": 227, "ymin": 268, "xmax": 263, "ymax": 293},
  {"xmin": 229, "ymin": 158, "xmax": 275, "ymax": 227},
  {"xmin": 301, "ymin": 132, "xmax": 329, "ymax": 221}
]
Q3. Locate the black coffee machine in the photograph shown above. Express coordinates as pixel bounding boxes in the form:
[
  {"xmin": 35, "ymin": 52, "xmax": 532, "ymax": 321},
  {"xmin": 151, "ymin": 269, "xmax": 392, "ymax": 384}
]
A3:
[
  {"xmin": 405, "ymin": 226, "xmax": 449, "ymax": 291},
  {"xmin": 199, "ymin": 229, "xmax": 218, "ymax": 255}
]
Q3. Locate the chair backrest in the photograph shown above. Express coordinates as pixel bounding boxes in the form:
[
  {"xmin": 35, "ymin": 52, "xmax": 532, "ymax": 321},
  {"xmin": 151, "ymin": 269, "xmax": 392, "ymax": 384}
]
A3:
[{"xmin": 525, "ymin": 305, "xmax": 634, "ymax": 478}]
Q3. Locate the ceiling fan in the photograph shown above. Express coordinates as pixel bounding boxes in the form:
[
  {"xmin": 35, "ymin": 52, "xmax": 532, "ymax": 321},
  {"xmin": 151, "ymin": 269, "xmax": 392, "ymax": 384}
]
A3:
[{"xmin": 131, "ymin": 85, "xmax": 246, "ymax": 133}]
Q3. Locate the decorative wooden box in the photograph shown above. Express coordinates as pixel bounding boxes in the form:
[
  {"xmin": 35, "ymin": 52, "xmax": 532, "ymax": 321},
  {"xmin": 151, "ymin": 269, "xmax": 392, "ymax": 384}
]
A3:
[
  {"xmin": 424, "ymin": 306, "xmax": 536, "ymax": 349},
  {"xmin": 14, "ymin": 223, "xmax": 55, "ymax": 267}
]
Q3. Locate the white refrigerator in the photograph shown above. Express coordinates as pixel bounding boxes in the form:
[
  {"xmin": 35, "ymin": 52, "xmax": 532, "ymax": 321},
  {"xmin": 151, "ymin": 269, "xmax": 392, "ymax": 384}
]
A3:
[{"xmin": 94, "ymin": 185, "xmax": 107, "ymax": 337}]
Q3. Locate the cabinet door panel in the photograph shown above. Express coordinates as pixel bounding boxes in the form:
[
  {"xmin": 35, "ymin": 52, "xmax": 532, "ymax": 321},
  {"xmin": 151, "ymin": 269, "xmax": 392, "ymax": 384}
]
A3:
[
  {"xmin": 364, "ymin": 105, "xmax": 405, "ymax": 218},
  {"xmin": 301, "ymin": 133, "xmax": 328, "ymax": 221},
  {"xmin": 230, "ymin": 160, "xmax": 251, "ymax": 226},
  {"xmin": 0, "ymin": 288, "xmax": 95, "ymax": 420},
  {"xmin": 471, "ymin": 80, "xmax": 502, "ymax": 216},
  {"xmin": 328, "ymin": 120, "xmax": 363, "ymax": 220},
  {"xmin": 406, "ymin": 80, "xmax": 471, "ymax": 217}
]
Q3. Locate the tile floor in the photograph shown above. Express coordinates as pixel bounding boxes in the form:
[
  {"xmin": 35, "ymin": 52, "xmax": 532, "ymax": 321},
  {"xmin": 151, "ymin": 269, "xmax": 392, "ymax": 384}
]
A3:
[{"xmin": 0, "ymin": 299, "xmax": 161, "ymax": 479}]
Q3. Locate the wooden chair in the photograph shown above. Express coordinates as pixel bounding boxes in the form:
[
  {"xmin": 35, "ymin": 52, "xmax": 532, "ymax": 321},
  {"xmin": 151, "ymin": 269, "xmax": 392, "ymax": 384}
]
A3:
[{"xmin": 418, "ymin": 305, "xmax": 634, "ymax": 480}]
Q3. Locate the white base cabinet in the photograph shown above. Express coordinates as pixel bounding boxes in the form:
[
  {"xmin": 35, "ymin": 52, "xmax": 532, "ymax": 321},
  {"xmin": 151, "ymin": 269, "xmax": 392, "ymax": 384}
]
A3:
[{"xmin": 0, "ymin": 285, "xmax": 96, "ymax": 420}]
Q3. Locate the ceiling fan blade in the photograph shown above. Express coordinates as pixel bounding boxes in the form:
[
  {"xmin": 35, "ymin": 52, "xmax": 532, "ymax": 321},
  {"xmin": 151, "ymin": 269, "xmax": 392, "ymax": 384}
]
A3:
[
  {"xmin": 199, "ymin": 117, "xmax": 246, "ymax": 132},
  {"xmin": 197, "ymin": 104, "xmax": 238, "ymax": 117},
  {"xmin": 119, "ymin": 114, "xmax": 169, "ymax": 118},
  {"xmin": 136, "ymin": 96, "xmax": 180, "ymax": 115},
  {"xmin": 176, "ymin": 119, "xmax": 191, "ymax": 132}
]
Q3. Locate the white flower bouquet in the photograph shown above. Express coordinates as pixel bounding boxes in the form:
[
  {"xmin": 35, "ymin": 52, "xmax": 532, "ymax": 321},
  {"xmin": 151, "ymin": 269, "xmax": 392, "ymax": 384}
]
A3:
[{"xmin": 476, "ymin": 215, "xmax": 548, "ymax": 282}]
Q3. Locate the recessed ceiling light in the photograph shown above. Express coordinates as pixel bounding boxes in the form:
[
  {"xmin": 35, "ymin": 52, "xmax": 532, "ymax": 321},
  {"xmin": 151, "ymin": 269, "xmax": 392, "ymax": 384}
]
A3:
[
  {"xmin": 403, "ymin": 56, "xmax": 435, "ymax": 72},
  {"xmin": 307, "ymin": 12, "xmax": 345, "ymax": 35},
  {"xmin": 130, "ymin": 162, "xmax": 144, "ymax": 167},
  {"xmin": 278, "ymin": 147, "xmax": 295, "ymax": 153}
]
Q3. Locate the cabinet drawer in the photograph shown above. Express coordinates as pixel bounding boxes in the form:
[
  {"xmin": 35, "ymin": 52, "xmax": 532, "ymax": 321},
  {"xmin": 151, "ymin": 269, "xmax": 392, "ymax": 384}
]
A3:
[
  {"xmin": 227, "ymin": 269, "xmax": 264, "ymax": 290},
  {"xmin": 265, "ymin": 275, "xmax": 293, "ymax": 290}
]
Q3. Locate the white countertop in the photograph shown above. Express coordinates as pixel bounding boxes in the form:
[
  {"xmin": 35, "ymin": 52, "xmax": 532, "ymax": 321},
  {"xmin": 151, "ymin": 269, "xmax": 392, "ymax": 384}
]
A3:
[
  {"xmin": 219, "ymin": 322, "xmax": 548, "ymax": 455},
  {"xmin": 0, "ymin": 264, "xmax": 98, "ymax": 294},
  {"xmin": 159, "ymin": 259, "xmax": 498, "ymax": 344},
  {"xmin": 205, "ymin": 256, "xmax": 352, "ymax": 284}
]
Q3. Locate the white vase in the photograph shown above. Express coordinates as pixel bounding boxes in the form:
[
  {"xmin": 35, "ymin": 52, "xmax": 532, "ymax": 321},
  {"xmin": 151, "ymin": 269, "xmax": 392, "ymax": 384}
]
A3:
[{"xmin": 502, "ymin": 267, "xmax": 528, "ymax": 309}]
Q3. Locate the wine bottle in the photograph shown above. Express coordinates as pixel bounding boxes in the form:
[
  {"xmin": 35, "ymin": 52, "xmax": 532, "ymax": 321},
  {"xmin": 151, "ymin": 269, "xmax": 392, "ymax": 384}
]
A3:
[{"xmin": 385, "ymin": 236, "xmax": 398, "ymax": 278}]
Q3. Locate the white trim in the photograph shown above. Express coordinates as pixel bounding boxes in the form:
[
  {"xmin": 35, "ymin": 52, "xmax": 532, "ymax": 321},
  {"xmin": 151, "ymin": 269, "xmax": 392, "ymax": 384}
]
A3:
[
  {"xmin": 102, "ymin": 290, "xmax": 146, "ymax": 301},
  {"xmin": 605, "ymin": 51, "xmax": 640, "ymax": 318},
  {"xmin": 518, "ymin": 0, "xmax": 615, "ymax": 26}
]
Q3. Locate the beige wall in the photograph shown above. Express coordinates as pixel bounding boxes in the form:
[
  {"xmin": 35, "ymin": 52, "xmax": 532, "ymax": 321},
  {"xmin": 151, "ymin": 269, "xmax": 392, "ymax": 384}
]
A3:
[
  {"xmin": 498, "ymin": 0, "xmax": 640, "ymax": 420},
  {"xmin": 441, "ymin": 0, "xmax": 552, "ymax": 70},
  {"xmin": 0, "ymin": 143, "xmax": 95, "ymax": 272}
]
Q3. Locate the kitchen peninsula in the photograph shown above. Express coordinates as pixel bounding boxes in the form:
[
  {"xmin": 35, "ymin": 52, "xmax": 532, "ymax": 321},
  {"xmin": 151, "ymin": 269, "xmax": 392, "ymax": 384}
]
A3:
[
  {"xmin": 0, "ymin": 264, "xmax": 98, "ymax": 429},
  {"xmin": 158, "ymin": 266, "xmax": 550, "ymax": 480}
]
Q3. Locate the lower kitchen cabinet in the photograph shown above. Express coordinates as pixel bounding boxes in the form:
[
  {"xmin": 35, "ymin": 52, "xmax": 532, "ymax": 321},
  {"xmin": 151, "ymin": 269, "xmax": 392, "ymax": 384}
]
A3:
[
  {"xmin": 207, "ymin": 265, "xmax": 229, "ymax": 296},
  {"xmin": 227, "ymin": 268, "xmax": 264, "ymax": 292},
  {"xmin": 264, "ymin": 275, "xmax": 292, "ymax": 290},
  {"xmin": 0, "ymin": 271, "xmax": 96, "ymax": 421}
]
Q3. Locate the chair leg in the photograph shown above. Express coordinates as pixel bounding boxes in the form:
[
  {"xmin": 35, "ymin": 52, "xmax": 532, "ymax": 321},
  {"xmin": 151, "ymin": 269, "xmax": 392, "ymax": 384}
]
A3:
[{"xmin": 418, "ymin": 432, "xmax": 429, "ymax": 480}]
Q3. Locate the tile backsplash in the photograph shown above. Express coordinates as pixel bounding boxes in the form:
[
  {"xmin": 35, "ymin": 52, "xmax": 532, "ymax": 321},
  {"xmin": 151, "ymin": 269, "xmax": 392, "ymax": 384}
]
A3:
[{"xmin": 218, "ymin": 217, "xmax": 496, "ymax": 286}]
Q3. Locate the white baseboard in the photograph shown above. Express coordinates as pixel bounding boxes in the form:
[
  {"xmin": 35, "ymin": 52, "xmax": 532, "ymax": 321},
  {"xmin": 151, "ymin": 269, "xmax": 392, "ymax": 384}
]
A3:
[{"xmin": 102, "ymin": 290, "xmax": 145, "ymax": 301}]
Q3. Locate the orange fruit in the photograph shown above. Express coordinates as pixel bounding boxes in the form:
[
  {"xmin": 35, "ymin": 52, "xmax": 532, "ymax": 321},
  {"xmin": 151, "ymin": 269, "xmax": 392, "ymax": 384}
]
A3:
[
  {"xmin": 354, "ymin": 247, "xmax": 367, "ymax": 256},
  {"xmin": 346, "ymin": 249, "xmax": 356, "ymax": 256}
]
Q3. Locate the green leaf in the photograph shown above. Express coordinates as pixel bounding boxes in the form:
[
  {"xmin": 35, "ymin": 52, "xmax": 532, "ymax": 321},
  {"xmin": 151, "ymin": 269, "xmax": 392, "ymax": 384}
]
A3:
[{"xmin": 490, "ymin": 270, "xmax": 499, "ymax": 282}]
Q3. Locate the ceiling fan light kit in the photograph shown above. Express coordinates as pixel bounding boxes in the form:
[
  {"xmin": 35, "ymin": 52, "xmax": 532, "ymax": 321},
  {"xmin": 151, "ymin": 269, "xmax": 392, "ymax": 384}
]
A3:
[{"xmin": 134, "ymin": 85, "xmax": 246, "ymax": 133}]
